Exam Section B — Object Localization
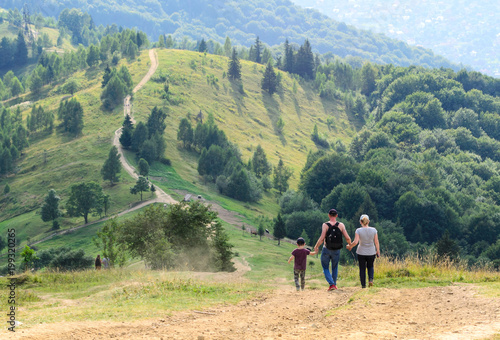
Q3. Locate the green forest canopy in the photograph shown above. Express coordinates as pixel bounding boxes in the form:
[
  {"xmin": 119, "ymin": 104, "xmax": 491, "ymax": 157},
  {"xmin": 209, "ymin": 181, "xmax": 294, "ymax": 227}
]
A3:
[{"xmin": 1, "ymin": 0, "xmax": 460, "ymax": 71}]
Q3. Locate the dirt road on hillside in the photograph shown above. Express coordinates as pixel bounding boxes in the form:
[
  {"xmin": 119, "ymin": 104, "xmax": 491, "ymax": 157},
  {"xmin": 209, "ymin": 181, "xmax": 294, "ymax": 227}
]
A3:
[
  {"xmin": 30, "ymin": 50, "xmax": 173, "ymax": 247},
  {"xmin": 11, "ymin": 282, "xmax": 500, "ymax": 339},
  {"xmin": 113, "ymin": 48, "xmax": 176, "ymax": 205}
]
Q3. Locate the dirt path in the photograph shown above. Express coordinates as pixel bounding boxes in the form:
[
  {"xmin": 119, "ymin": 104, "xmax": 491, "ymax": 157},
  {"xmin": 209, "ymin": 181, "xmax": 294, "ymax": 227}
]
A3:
[
  {"xmin": 114, "ymin": 49, "xmax": 176, "ymax": 205},
  {"xmin": 30, "ymin": 50, "xmax": 172, "ymax": 247},
  {"xmin": 12, "ymin": 284, "xmax": 500, "ymax": 339}
]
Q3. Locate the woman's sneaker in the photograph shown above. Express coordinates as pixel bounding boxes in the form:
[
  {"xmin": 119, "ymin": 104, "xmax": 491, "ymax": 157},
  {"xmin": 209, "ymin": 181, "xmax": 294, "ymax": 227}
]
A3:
[{"xmin": 328, "ymin": 284, "xmax": 337, "ymax": 291}]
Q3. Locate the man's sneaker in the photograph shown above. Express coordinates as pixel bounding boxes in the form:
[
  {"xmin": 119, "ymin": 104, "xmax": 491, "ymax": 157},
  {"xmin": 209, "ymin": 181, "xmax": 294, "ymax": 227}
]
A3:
[
  {"xmin": 328, "ymin": 284, "xmax": 337, "ymax": 291},
  {"xmin": 368, "ymin": 282, "xmax": 374, "ymax": 287}
]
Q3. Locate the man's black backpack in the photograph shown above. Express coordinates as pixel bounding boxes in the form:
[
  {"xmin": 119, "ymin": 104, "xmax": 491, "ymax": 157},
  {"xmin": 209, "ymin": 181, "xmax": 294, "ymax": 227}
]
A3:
[{"xmin": 325, "ymin": 222, "xmax": 342, "ymax": 250}]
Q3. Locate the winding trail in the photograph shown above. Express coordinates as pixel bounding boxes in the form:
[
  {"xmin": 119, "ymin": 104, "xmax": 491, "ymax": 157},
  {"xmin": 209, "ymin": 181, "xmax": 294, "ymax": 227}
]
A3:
[
  {"xmin": 113, "ymin": 48, "xmax": 176, "ymax": 205},
  {"xmin": 32, "ymin": 49, "xmax": 175, "ymax": 247}
]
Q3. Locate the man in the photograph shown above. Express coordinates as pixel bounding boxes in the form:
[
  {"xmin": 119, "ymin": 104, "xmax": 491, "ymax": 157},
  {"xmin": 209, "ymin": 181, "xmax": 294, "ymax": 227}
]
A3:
[{"xmin": 314, "ymin": 209, "xmax": 352, "ymax": 291}]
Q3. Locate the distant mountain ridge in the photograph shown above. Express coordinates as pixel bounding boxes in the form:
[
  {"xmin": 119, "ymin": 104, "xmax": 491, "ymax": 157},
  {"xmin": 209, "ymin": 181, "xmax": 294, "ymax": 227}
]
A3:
[
  {"xmin": 292, "ymin": 0, "xmax": 499, "ymax": 77},
  {"xmin": 2, "ymin": 0, "xmax": 460, "ymax": 70}
]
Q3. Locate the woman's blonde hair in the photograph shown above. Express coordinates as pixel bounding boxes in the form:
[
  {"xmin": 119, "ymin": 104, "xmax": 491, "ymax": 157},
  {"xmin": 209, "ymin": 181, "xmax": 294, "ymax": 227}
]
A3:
[{"xmin": 360, "ymin": 214, "xmax": 370, "ymax": 226}]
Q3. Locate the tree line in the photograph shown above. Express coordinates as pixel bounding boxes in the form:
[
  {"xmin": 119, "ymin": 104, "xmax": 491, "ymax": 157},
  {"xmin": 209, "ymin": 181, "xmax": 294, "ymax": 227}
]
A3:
[
  {"xmin": 0, "ymin": 8, "xmax": 147, "ymax": 102},
  {"xmin": 177, "ymin": 114, "xmax": 292, "ymax": 203},
  {"xmin": 267, "ymin": 64, "xmax": 500, "ymax": 267},
  {"xmin": 2, "ymin": 0, "xmax": 465, "ymax": 71}
]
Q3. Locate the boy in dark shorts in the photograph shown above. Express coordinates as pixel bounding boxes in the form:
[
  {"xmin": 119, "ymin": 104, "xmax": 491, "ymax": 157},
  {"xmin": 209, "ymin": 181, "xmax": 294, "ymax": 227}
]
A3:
[{"xmin": 288, "ymin": 237, "xmax": 318, "ymax": 291}]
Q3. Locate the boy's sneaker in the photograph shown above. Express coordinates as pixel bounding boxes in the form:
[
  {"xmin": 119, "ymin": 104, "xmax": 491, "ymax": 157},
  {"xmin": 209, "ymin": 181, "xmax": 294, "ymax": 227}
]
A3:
[{"xmin": 328, "ymin": 284, "xmax": 337, "ymax": 291}]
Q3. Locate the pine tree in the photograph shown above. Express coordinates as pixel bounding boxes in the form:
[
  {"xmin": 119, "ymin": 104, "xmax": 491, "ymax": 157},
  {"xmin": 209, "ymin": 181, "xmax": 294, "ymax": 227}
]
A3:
[
  {"xmin": 86, "ymin": 44, "xmax": 100, "ymax": 66},
  {"xmin": 101, "ymin": 146, "xmax": 122, "ymax": 185},
  {"xmin": 130, "ymin": 176, "xmax": 150, "ymax": 201},
  {"xmin": 123, "ymin": 114, "xmax": 134, "ymax": 130},
  {"xmin": 258, "ymin": 223, "xmax": 265, "ymax": 241},
  {"xmin": 284, "ymin": 39, "xmax": 294, "ymax": 73},
  {"xmin": 102, "ymin": 65, "xmax": 112, "ymax": 88},
  {"xmin": 15, "ymin": 31, "xmax": 28, "ymax": 66},
  {"xmin": 295, "ymin": 39, "xmax": 314, "ymax": 79},
  {"xmin": 254, "ymin": 36, "xmax": 262, "ymax": 64},
  {"xmin": 273, "ymin": 213, "xmax": 286, "ymax": 245},
  {"xmin": 262, "ymin": 48, "xmax": 272, "ymax": 65},
  {"xmin": 261, "ymin": 61, "xmax": 277, "ymax": 95},
  {"xmin": 273, "ymin": 158, "xmax": 293, "ymax": 194},
  {"xmin": 119, "ymin": 127, "xmax": 133, "ymax": 149},
  {"xmin": 361, "ymin": 62, "xmax": 377, "ymax": 96},
  {"xmin": 131, "ymin": 121, "xmax": 148, "ymax": 151},
  {"xmin": 10, "ymin": 77, "xmax": 24, "ymax": 97},
  {"xmin": 198, "ymin": 38, "xmax": 207, "ymax": 53},
  {"xmin": 29, "ymin": 73, "xmax": 43, "ymax": 95},
  {"xmin": 101, "ymin": 74, "xmax": 127, "ymax": 110},
  {"xmin": 41, "ymin": 189, "xmax": 61, "ymax": 223},
  {"xmin": 146, "ymin": 106, "xmax": 167, "ymax": 137},
  {"xmin": 158, "ymin": 34, "xmax": 165, "ymax": 48},
  {"xmin": 165, "ymin": 35, "xmax": 174, "ymax": 48},
  {"xmin": 118, "ymin": 65, "xmax": 133, "ymax": 92},
  {"xmin": 252, "ymin": 145, "xmax": 271, "ymax": 178},
  {"xmin": 59, "ymin": 98, "xmax": 84, "ymax": 135},
  {"xmin": 223, "ymin": 36, "xmax": 232, "ymax": 57},
  {"xmin": 227, "ymin": 48, "xmax": 242, "ymax": 81}
]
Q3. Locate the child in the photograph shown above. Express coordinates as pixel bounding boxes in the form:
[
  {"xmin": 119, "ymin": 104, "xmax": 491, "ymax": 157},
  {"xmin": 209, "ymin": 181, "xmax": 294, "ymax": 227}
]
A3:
[{"xmin": 288, "ymin": 237, "xmax": 318, "ymax": 291}]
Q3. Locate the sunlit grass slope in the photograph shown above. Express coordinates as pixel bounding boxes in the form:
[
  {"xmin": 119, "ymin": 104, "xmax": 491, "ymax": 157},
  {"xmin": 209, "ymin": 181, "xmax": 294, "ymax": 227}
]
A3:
[
  {"xmin": 0, "ymin": 51, "xmax": 153, "ymax": 243},
  {"xmin": 133, "ymin": 49, "xmax": 362, "ymax": 190},
  {"xmin": 1, "ymin": 47, "xmax": 361, "ymax": 250}
]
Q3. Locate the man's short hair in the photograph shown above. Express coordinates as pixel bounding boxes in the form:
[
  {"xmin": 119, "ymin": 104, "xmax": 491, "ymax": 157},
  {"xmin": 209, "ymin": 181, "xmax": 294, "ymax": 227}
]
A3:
[{"xmin": 328, "ymin": 209, "xmax": 338, "ymax": 216}]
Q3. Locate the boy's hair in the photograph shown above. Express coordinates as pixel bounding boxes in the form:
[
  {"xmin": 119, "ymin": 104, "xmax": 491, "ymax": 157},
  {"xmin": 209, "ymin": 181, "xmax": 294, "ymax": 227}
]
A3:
[{"xmin": 296, "ymin": 237, "xmax": 305, "ymax": 245}]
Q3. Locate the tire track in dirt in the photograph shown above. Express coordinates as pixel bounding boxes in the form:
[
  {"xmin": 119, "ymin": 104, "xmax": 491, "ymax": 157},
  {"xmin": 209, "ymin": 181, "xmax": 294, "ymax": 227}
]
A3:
[{"xmin": 10, "ymin": 284, "xmax": 500, "ymax": 339}]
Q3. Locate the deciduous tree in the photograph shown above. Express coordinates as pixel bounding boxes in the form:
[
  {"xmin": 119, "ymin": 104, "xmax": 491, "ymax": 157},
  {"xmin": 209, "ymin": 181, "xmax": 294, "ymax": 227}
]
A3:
[{"xmin": 66, "ymin": 182, "xmax": 104, "ymax": 224}]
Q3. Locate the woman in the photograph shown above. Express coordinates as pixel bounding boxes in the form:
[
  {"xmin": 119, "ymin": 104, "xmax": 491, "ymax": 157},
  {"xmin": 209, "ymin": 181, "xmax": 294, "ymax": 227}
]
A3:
[{"xmin": 347, "ymin": 214, "xmax": 380, "ymax": 288}]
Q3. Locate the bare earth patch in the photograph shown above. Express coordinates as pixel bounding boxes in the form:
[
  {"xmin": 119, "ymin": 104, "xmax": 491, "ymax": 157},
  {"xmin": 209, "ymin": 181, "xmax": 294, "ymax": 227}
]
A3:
[{"xmin": 9, "ymin": 283, "xmax": 500, "ymax": 339}]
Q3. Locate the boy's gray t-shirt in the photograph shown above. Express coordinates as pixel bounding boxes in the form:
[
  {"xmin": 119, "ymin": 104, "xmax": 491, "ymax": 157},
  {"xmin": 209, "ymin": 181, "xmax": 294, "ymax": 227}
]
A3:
[{"xmin": 355, "ymin": 227, "xmax": 377, "ymax": 255}]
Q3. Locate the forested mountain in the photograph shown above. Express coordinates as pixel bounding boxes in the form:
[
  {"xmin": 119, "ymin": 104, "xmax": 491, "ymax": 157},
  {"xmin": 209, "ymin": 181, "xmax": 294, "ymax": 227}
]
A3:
[
  {"xmin": 1, "ymin": 0, "xmax": 460, "ymax": 71},
  {"xmin": 0, "ymin": 6, "xmax": 499, "ymax": 268},
  {"xmin": 293, "ymin": 0, "xmax": 499, "ymax": 77}
]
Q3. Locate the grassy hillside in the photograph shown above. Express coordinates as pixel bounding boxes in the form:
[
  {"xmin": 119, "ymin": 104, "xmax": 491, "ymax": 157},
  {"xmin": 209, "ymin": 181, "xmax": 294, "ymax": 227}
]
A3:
[
  {"xmin": 0, "ymin": 52, "xmax": 153, "ymax": 244},
  {"xmin": 0, "ymin": 19, "xmax": 74, "ymax": 79},
  {"xmin": 135, "ymin": 48, "xmax": 361, "ymax": 188},
  {"xmin": 0, "ymin": 47, "xmax": 359, "ymax": 251}
]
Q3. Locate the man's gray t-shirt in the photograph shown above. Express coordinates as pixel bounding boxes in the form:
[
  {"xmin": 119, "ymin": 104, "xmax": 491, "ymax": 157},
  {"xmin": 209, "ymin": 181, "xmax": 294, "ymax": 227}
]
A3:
[{"xmin": 355, "ymin": 227, "xmax": 377, "ymax": 255}]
